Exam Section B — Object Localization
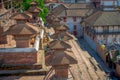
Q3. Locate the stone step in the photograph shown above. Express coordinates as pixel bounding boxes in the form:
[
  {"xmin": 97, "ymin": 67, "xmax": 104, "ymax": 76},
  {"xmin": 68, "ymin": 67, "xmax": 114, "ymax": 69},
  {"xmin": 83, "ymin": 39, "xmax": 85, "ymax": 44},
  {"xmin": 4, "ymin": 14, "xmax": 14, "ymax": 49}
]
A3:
[
  {"xmin": 0, "ymin": 69, "xmax": 48, "ymax": 76},
  {"xmin": 0, "ymin": 64, "xmax": 42, "ymax": 70}
]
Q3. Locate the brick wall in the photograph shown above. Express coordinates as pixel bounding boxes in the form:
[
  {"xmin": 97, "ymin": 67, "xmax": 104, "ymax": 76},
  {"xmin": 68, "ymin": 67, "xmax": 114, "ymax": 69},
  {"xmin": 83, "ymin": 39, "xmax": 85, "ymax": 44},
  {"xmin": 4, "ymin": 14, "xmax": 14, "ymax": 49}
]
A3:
[
  {"xmin": 0, "ymin": 36, "xmax": 7, "ymax": 44},
  {"xmin": 54, "ymin": 65, "xmax": 69, "ymax": 78},
  {"xmin": 55, "ymin": 68, "xmax": 68, "ymax": 78},
  {"xmin": 96, "ymin": 43, "xmax": 106, "ymax": 63},
  {"xmin": 116, "ymin": 64, "xmax": 120, "ymax": 78},
  {"xmin": 0, "ymin": 52, "xmax": 37, "ymax": 65},
  {"xmin": 15, "ymin": 40, "xmax": 30, "ymax": 48},
  {"xmin": 0, "ymin": 53, "xmax": 3, "ymax": 64}
]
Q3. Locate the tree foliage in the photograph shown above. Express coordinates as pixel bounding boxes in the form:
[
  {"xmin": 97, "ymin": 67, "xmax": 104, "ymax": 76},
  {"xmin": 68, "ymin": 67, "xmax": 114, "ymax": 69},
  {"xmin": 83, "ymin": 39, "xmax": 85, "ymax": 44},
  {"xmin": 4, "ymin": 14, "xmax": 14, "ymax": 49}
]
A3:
[{"xmin": 22, "ymin": 0, "xmax": 48, "ymax": 22}]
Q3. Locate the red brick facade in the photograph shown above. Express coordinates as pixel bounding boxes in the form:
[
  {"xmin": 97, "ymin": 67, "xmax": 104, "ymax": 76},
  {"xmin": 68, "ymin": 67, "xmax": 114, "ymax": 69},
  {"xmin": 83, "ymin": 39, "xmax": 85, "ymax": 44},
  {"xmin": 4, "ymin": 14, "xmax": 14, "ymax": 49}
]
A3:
[
  {"xmin": 0, "ymin": 52, "xmax": 37, "ymax": 65},
  {"xmin": 0, "ymin": 27, "xmax": 7, "ymax": 44},
  {"xmin": 54, "ymin": 65, "xmax": 69, "ymax": 78},
  {"xmin": 15, "ymin": 39, "xmax": 30, "ymax": 48},
  {"xmin": 116, "ymin": 64, "xmax": 120, "ymax": 78},
  {"xmin": 55, "ymin": 68, "xmax": 68, "ymax": 78}
]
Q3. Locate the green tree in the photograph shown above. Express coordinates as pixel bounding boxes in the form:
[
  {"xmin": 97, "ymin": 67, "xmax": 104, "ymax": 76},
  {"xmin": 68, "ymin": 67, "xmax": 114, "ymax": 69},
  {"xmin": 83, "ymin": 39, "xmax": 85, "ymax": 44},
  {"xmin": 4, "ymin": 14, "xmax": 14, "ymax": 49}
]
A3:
[{"xmin": 22, "ymin": 0, "xmax": 48, "ymax": 22}]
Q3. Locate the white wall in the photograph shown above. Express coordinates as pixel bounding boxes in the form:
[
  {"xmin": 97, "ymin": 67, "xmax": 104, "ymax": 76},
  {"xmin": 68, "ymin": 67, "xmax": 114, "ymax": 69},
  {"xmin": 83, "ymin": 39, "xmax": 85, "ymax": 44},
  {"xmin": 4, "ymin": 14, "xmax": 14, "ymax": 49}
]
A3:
[
  {"xmin": 62, "ymin": 0, "xmax": 90, "ymax": 3},
  {"xmin": 97, "ymin": 34, "xmax": 120, "ymax": 45},
  {"xmin": 94, "ymin": 26, "xmax": 120, "ymax": 45},
  {"xmin": 62, "ymin": 0, "xmax": 75, "ymax": 3},
  {"xmin": 84, "ymin": 33, "xmax": 96, "ymax": 51},
  {"xmin": 95, "ymin": 26, "xmax": 103, "ymax": 32},
  {"xmin": 101, "ymin": 0, "xmax": 118, "ymax": 10},
  {"xmin": 61, "ymin": 16, "xmax": 83, "ymax": 37}
]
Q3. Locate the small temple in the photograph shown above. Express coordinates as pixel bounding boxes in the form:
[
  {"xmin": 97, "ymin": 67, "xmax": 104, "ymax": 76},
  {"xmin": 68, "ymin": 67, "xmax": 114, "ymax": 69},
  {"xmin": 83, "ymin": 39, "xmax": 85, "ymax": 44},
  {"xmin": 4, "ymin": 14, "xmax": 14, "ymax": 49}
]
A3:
[
  {"xmin": 27, "ymin": 1, "xmax": 42, "ymax": 23},
  {"xmin": 3, "ymin": 13, "xmax": 39, "ymax": 48},
  {"xmin": 45, "ymin": 38, "xmax": 77, "ymax": 79},
  {"xmin": 44, "ymin": 19, "xmax": 77, "ymax": 79},
  {"xmin": 0, "ymin": 1, "xmax": 46, "ymax": 76}
]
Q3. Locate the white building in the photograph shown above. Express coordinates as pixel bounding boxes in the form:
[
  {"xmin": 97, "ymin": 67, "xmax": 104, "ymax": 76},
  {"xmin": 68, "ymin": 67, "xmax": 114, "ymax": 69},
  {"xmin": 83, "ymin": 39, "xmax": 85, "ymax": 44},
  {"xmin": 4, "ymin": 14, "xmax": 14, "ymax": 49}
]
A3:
[
  {"xmin": 51, "ymin": 3, "xmax": 94, "ymax": 37},
  {"xmin": 91, "ymin": 0, "xmax": 120, "ymax": 10},
  {"xmin": 83, "ymin": 11, "xmax": 120, "ymax": 51}
]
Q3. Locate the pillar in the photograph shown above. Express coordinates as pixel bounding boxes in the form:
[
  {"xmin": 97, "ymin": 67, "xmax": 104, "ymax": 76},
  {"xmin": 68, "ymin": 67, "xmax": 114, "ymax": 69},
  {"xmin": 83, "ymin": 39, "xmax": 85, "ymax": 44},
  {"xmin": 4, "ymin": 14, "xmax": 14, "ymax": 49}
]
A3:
[
  {"xmin": 14, "ymin": 36, "xmax": 30, "ymax": 48},
  {"xmin": 53, "ymin": 65, "xmax": 69, "ymax": 78},
  {"xmin": 116, "ymin": 63, "xmax": 120, "ymax": 78}
]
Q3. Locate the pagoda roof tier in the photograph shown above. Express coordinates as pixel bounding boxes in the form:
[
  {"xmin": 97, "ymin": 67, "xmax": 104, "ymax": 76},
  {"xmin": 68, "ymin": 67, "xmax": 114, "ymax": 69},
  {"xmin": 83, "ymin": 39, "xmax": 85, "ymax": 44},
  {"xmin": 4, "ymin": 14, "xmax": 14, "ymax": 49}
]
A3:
[
  {"xmin": 10, "ymin": 13, "xmax": 31, "ymax": 20},
  {"xmin": 51, "ymin": 32, "xmax": 73, "ymax": 41},
  {"xmin": 46, "ymin": 14, "xmax": 62, "ymax": 22},
  {"xmin": 49, "ymin": 40, "xmax": 71, "ymax": 50},
  {"xmin": 24, "ymin": 11, "xmax": 33, "ymax": 19},
  {"xmin": 54, "ymin": 24, "xmax": 69, "ymax": 31},
  {"xmin": 3, "ymin": 23, "xmax": 39, "ymax": 36},
  {"xmin": 45, "ymin": 50, "xmax": 77, "ymax": 66},
  {"xmin": 28, "ymin": 6, "xmax": 42, "ymax": 13},
  {"xmin": 30, "ymin": 1, "xmax": 38, "ymax": 6}
]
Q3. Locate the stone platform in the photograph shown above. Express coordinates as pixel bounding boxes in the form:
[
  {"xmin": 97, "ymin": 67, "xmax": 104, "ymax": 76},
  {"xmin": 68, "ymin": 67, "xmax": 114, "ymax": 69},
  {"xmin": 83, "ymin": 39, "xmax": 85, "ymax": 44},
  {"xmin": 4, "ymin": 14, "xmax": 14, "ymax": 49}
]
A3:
[{"xmin": 0, "ymin": 50, "xmax": 48, "ymax": 76}]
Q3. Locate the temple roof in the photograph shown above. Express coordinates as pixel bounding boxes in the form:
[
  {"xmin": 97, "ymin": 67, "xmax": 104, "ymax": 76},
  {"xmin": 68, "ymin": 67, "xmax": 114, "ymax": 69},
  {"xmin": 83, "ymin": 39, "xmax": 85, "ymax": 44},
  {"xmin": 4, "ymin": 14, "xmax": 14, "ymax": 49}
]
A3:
[
  {"xmin": 30, "ymin": 1, "xmax": 37, "ymax": 5},
  {"xmin": 28, "ymin": 6, "xmax": 42, "ymax": 13},
  {"xmin": 51, "ymin": 32, "xmax": 73, "ymax": 41},
  {"xmin": 45, "ymin": 50, "xmax": 77, "ymax": 66},
  {"xmin": 84, "ymin": 11, "xmax": 120, "ymax": 26},
  {"xmin": 10, "ymin": 13, "xmax": 30, "ymax": 20},
  {"xmin": 54, "ymin": 24, "xmax": 69, "ymax": 31},
  {"xmin": 3, "ymin": 23, "xmax": 39, "ymax": 35},
  {"xmin": 51, "ymin": 3, "xmax": 94, "ymax": 17},
  {"xmin": 46, "ymin": 14, "xmax": 62, "ymax": 25},
  {"xmin": 49, "ymin": 40, "xmax": 71, "ymax": 50},
  {"xmin": 24, "ymin": 11, "xmax": 32, "ymax": 18}
]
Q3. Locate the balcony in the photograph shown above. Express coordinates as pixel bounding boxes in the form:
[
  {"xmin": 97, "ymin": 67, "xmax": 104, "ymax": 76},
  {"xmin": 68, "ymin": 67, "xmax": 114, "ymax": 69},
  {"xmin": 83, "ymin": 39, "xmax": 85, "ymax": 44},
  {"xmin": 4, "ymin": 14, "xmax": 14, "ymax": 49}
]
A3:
[{"xmin": 95, "ymin": 31, "xmax": 120, "ymax": 35}]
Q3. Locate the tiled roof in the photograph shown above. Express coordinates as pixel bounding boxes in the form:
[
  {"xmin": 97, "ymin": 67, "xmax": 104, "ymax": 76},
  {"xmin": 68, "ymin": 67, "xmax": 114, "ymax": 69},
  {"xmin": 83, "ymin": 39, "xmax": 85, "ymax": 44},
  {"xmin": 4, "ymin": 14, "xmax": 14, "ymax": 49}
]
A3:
[
  {"xmin": 66, "ymin": 9, "xmax": 94, "ymax": 17},
  {"xmin": 45, "ymin": 50, "xmax": 77, "ymax": 66},
  {"xmin": 46, "ymin": 14, "xmax": 62, "ymax": 23},
  {"xmin": 51, "ymin": 32, "xmax": 73, "ymax": 41},
  {"xmin": 84, "ymin": 11, "xmax": 120, "ymax": 26},
  {"xmin": 24, "ymin": 11, "xmax": 32, "ymax": 19},
  {"xmin": 54, "ymin": 24, "xmax": 69, "ymax": 31},
  {"xmin": 52, "ymin": 3, "xmax": 94, "ymax": 17},
  {"xmin": 3, "ymin": 23, "xmax": 39, "ymax": 35},
  {"xmin": 67, "ymin": 3, "xmax": 94, "ymax": 9},
  {"xmin": 30, "ymin": 1, "xmax": 37, "ymax": 5},
  {"xmin": 51, "ymin": 4, "xmax": 66, "ymax": 16},
  {"xmin": 10, "ymin": 13, "xmax": 30, "ymax": 20},
  {"xmin": 49, "ymin": 40, "xmax": 71, "ymax": 50},
  {"xmin": 28, "ymin": 6, "xmax": 42, "ymax": 13}
]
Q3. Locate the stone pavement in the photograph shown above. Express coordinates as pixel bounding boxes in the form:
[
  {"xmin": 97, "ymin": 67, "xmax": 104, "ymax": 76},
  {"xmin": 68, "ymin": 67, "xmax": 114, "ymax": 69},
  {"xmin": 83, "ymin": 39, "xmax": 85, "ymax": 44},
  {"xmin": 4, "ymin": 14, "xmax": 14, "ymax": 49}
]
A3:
[
  {"xmin": 69, "ymin": 39, "xmax": 106, "ymax": 80},
  {"xmin": 78, "ymin": 38, "xmax": 111, "ymax": 72}
]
